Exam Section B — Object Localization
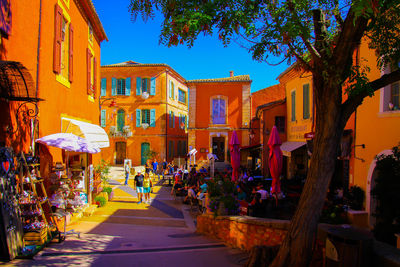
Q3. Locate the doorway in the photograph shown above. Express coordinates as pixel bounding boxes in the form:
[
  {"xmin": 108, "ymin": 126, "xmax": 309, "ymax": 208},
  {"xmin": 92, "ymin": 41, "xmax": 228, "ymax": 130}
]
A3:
[
  {"xmin": 212, "ymin": 137, "xmax": 225, "ymax": 162},
  {"xmin": 115, "ymin": 142, "xmax": 126, "ymax": 165},
  {"xmin": 141, "ymin": 142, "xmax": 150, "ymax": 165}
]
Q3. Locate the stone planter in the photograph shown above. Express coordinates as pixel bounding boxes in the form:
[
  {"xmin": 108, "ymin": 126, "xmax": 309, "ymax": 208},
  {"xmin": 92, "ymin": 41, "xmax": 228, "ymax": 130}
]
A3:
[{"xmin": 347, "ymin": 209, "xmax": 369, "ymax": 228}]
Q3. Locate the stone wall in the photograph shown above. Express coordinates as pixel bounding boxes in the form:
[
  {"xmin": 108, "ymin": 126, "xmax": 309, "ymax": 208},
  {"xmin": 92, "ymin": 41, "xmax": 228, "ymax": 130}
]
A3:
[{"xmin": 196, "ymin": 214, "xmax": 290, "ymax": 251}]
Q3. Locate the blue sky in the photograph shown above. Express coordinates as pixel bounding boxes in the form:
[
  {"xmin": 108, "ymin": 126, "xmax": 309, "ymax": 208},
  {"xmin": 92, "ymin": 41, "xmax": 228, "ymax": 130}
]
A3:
[{"xmin": 92, "ymin": 0, "xmax": 288, "ymax": 92}]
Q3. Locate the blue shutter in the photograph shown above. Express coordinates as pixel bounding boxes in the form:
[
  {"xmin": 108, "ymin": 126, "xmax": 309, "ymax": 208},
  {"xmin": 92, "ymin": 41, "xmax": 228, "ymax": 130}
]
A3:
[
  {"xmin": 111, "ymin": 78, "xmax": 116, "ymax": 96},
  {"xmin": 169, "ymin": 81, "xmax": 172, "ymax": 98},
  {"xmin": 150, "ymin": 109, "xmax": 156, "ymax": 127},
  {"xmin": 150, "ymin": 77, "xmax": 156, "ymax": 95},
  {"xmin": 172, "ymin": 111, "xmax": 175, "ymax": 128},
  {"xmin": 126, "ymin": 77, "xmax": 131, "ymax": 96},
  {"xmin": 136, "ymin": 109, "xmax": 141, "ymax": 127},
  {"xmin": 136, "ymin": 77, "xmax": 141, "ymax": 95},
  {"xmin": 101, "ymin": 78, "xmax": 107, "ymax": 96},
  {"xmin": 101, "ymin": 109, "xmax": 106, "ymax": 127}
]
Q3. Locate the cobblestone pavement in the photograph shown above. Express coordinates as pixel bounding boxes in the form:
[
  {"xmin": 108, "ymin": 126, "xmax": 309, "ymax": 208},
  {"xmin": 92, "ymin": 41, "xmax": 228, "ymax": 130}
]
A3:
[{"xmin": 9, "ymin": 167, "xmax": 248, "ymax": 267}]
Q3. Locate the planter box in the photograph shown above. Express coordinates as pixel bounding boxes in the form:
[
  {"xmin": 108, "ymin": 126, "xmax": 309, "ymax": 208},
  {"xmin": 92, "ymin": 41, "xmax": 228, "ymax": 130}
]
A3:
[
  {"xmin": 347, "ymin": 210, "xmax": 369, "ymax": 228},
  {"xmin": 24, "ymin": 228, "xmax": 47, "ymax": 246}
]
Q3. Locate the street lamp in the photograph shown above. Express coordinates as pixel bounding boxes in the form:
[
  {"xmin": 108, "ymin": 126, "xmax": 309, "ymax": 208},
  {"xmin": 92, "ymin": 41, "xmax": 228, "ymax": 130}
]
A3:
[{"xmin": 99, "ymin": 97, "xmax": 117, "ymax": 125}]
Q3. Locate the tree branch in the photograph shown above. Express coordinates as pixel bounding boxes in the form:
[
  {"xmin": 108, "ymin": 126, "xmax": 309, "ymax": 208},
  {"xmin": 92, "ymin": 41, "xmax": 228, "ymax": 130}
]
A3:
[
  {"xmin": 287, "ymin": 42, "xmax": 313, "ymax": 72},
  {"xmin": 313, "ymin": 9, "xmax": 329, "ymax": 58},
  {"xmin": 341, "ymin": 69, "xmax": 400, "ymax": 124}
]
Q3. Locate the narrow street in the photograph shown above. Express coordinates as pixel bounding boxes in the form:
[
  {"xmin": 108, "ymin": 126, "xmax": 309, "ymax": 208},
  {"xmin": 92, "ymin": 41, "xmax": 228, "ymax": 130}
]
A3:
[{"xmin": 10, "ymin": 167, "xmax": 247, "ymax": 267}]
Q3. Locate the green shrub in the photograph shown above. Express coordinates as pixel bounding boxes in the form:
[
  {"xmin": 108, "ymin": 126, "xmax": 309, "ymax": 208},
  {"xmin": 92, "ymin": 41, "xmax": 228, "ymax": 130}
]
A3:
[
  {"xmin": 94, "ymin": 196, "xmax": 107, "ymax": 207},
  {"xmin": 345, "ymin": 185, "xmax": 365, "ymax": 210},
  {"xmin": 371, "ymin": 144, "xmax": 400, "ymax": 246},
  {"xmin": 206, "ymin": 175, "xmax": 239, "ymax": 216},
  {"xmin": 102, "ymin": 186, "xmax": 112, "ymax": 194}
]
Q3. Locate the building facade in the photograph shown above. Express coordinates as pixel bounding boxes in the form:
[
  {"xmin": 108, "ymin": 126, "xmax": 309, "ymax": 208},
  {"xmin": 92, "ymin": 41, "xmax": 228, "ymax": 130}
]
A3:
[
  {"xmin": 186, "ymin": 72, "xmax": 251, "ymax": 168},
  {"xmin": 100, "ymin": 61, "xmax": 188, "ymax": 166}
]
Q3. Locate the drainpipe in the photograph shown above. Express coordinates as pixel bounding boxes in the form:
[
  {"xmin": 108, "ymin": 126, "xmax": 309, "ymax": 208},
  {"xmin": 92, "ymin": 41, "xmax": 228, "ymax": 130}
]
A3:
[
  {"xmin": 33, "ymin": 0, "xmax": 43, "ymax": 155},
  {"xmin": 165, "ymin": 70, "xmax": 168, "ymax": 161}
]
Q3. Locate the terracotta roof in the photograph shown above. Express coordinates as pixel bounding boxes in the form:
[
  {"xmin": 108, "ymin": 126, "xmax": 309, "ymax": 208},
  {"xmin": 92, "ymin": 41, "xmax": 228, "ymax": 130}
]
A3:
[
  {"xmin": 186, "ymin": 75, "xmax": 251, "ymax": 83},
  {"xmin": 102, "ymin": 61, "xmax": 169, "ymax": 67}
]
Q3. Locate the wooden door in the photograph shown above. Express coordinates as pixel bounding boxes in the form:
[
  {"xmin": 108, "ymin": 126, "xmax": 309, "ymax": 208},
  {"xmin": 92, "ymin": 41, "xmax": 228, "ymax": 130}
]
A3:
[
  {"xmin": 115, "ymin": 142, "xmax": 126, "ymax": 165},
  {"xmin": 212, "ymin": 137, "xmax": 225, "ymax": 162}
]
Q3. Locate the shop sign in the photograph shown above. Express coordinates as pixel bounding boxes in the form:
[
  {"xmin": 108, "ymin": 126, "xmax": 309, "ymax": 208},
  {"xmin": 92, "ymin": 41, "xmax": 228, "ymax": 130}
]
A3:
[{"xmin": 304, "ymin": 132, "xmax": 315, "ymax": 139}]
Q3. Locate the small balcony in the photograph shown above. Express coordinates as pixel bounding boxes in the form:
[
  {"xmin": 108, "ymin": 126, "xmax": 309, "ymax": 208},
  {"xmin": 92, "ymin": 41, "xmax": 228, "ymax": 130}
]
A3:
[{"xmin": 109, "ymin": 126, "xmax": 132, "ymax": 138}]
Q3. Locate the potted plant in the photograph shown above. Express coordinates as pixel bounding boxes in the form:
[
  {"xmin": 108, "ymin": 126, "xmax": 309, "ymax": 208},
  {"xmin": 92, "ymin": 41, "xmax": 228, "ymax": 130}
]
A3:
[
  {"xmin": 102, "ymin": 186, "xmax": 114, "ymax": 201},
  {"xmin": 206, "ymin": 176, "xmax": 239, "ymax": 217},
  {"xmin": 94, "ymin": 196, "xmax": 107, "ymax": 207}
]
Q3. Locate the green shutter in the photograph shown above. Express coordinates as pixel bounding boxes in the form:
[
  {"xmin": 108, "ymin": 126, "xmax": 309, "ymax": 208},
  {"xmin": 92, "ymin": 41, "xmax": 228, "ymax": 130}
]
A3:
[
  {"xmin": 150, "ymin": 77, "xmax": 156, "ymax": 95},
  {"xmin": 291, "ymin": 91, "xmax": 296, "ymax": 121},
  {"xmin": 136, "ymin": 77, "xmax": 141, "ymax": 95},
  {"xmin": 150, "ymin": 109, "xmax": 156, "ymax": 127},
  {"xmin": 126, "ymin": 77, "xmax": 131, "ymax": 96},
  {"xmin": 101, "ymin": 78, "xmax": 107, "ymax": 96},
  {"xmin": 111, "ymin": 78, "xmax": 116, "ymax": 96},
  {"xmin": 303, "ymin": 84, "xmax": 310, "ymax": 119},
  {"xmin": 101, "ymin": 109, "xmax": 106, "ymax": 127},
  {"xmin": 136, "ymin": 109, "xmax": 141, "ymax": 127}
]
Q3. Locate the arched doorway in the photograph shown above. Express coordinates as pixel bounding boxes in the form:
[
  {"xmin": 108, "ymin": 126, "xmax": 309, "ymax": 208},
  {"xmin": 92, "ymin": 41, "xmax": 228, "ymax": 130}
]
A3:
[
  {"xmin": 141, "ymin": 142, "xmax": 150, "ymax": 165},
  {"xmin": 115, "ymin": 141, "xmax": 126, "ymax": 165},
  {"xmin": 117, "ymin": 109, "xmax": 125, "ymax": 132}
]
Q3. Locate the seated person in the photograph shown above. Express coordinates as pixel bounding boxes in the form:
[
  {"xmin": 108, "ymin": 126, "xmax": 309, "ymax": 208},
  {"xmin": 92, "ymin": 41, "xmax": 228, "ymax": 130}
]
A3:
[
  {"xmin": 199, "ymin": 166, "xmax": 207, "ymax": 174},
  {"xmin": 236, "ymin": 186, "xmax": 247, "ymax": 201},
  {"xmin": 249, "ymin": 192, "xmax": 264, "ymax": 217},
  {"xmin": 171, "ymin": 179, "xmax": 186, "ymax": 196},
  {"xmin": 256, "ymin": 184, "xmax": 269, "ymax": 201},
  {"xmin": 183, "ymin": 185, "xmax": 197, "ymax": 204}
]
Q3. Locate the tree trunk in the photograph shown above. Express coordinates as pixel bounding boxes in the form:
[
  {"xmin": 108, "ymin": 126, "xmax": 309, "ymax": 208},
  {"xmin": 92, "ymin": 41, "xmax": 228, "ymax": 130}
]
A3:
[{"xmin": 268, "ymin": 80, "xmax": 344, "ymax": 267}]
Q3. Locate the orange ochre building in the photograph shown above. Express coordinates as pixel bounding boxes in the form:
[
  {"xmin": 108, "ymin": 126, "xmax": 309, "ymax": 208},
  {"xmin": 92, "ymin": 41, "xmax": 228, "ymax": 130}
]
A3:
[
  {"xmin": 186, "ymin": 72, "xmax": 252, "ymax": 169},
  {"xmin": 100, "ymin": 61, "xmax": 188, "ymax": 166},
  {"xmin": 0, "ymin": 0, "xmax": 107, "ymax": 195}
]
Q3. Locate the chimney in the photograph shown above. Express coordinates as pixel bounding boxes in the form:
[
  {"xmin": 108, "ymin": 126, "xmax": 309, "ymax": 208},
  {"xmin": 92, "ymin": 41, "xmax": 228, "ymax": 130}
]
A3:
[{"xmin": 229, "ymin": 71, "xmax": 234, "ymax": 77}]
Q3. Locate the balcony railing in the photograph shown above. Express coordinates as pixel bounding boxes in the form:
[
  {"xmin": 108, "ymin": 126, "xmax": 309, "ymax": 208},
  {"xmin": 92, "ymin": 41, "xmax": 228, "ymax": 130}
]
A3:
[{"xmin": 109, "ymin": 126, "xmax": 132, "ymax": 138}]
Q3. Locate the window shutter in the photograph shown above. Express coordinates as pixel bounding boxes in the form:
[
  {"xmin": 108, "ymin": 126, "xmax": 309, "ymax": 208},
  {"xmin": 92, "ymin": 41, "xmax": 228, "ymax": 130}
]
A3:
[
  {"xmin": 101, "ymin": 78, "xmax": 107, "ymax": 96},
  {"xmin": 169, "ymin": 81, "xmax": 172, "ymax": 98},
  {"xmin": 136, "ymin": 77, "xmax": 141, "ymax": 95},
  {"xmin": 86, "ymin": 48, "xmax": 92, "ymax": 95},
  {"xmin": 68, "ymin": 24, "xmax": 73, "ymax": 82},
  {"xmin": 101, "ymin": 110, "xmax": 106, "ymax": 127},
  {"xmin": 291, "ymin": 91, "xmax": 296, "ymax": 121},
  {"xmin": 111, "ymin": 78, "xmax": 116, "ymax": 96},
  {"xmin": 126, "ymin": 77, "xmax": 131, "ymax": 96},
  {"xmin": 53, "ymin": 4, "xmax": 62, "ymax": 74},
  {"xmin": 136, "ymin": 109, "xmax": 141, "ymax": 127},
  {"xmin": 172, "ymin": 111, "xmax": 175, "ymax": 128},
  {"xmin": 150, "ymin": 109, "xmax": 156, "ymax": 127},
  {"xmin": 150, "ymin": 77, "xmax": 156, "ymax": 95},
  {"xmin": 303, "ymin": 84, "xmax": 310, "ymax": 119},
  {"xmin": 93, "ymin": 57, "xmax": 97, "ymax": 98}
]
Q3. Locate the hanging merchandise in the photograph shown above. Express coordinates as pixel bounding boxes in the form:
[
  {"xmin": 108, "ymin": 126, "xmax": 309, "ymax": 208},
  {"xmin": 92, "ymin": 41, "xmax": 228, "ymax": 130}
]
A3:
[{"xmin": 0, "ymin": 147, "xmax": 23, "ymax": 261}]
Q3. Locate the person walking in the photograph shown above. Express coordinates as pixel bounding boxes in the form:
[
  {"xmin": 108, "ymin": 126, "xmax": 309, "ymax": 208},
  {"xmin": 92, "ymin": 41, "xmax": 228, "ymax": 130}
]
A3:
[
  {"xmin": 143, "ymin": 172, "xmax": 153, "ymax": 204},
  {"xmin": 162, "ymin": 158, "xmax": 168, "ymax": 179},
  {"xmin": 124, "ymin": 162, "xmax": 131, "ymax": 186},
  {"xmin": 152, "ymin": 159, "xmax": 159, "ymax": 180},
  {"xmin": 134, "ymin": 171, "xmax": 144, "ymax": 204}
]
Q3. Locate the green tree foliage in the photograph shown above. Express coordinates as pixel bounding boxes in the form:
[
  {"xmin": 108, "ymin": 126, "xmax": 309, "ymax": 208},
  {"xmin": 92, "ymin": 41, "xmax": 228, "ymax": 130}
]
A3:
[{"xmin": 372, "ymin": 145, "xmax": 400, "ymax": 246}]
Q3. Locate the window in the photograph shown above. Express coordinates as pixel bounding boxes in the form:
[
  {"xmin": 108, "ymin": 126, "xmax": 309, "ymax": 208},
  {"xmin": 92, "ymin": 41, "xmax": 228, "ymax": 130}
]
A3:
[
  {"xmin": 117, "ymin": 79, "xmax": 126, "ymax": 95},
  {"xmin": 303, "ymin": 84, "xmax": 310, "ymax": 119},
  {"xmin": 275, "ymin": 116, "xmax": 285, "ymax": 133},
  {"xmin": 169, "ymin": 111, "xmax": 175, "ymax": 128},
  {"xmin": 88, "ymin": 22, "xmax": 93, "ymax": 45},
  {"xmin": 101, "ymin": 78, "xmax": 106, "ymax": 96},
  {"xmin": 136, "ymin": 77, "xmax": 156, "ymax": 95},
  {"xmin": 212, "ymin": 97, "xmax": 226, "ymax": 124},
  {"xmin": 141, "ymin": 109, "xmax": 150, "ymax": 124},
  {"xmin": 136, "ymin": 109, "xmax": 156, "ymax": 127},
  {"xmin": 117, "ymin": 109, "xmax": 125, "ymax": 132},
  {"xmin": 178, "ymin": 89, "xmax": 186, "ymax": 103},
  {"xmin": 391, "ymin": 82, "xmax": 400, "ymax": 110},
  {"xmin": 169, "ymin": 81, "xmax": 175, "ymax": 99},
  {"xmin": 86, "ymin": 48, "xmax": 97, "ymax": 98},
  {"xmin": 169, "ymin": 140, "xmax": 174, "ymax": 159},
  {"xmin": 112, "ymin": 78, "xmax": 131, "ymax": 96},
  {"xmin": 291, "ymin": 90, "xmax": 296, "ymax": 122},
  {"xmin": 53, "ymin": 4, "xmax": 73, "ymax": 85},
  {"xmin": 101, "ymin": 110, "xmax": 106, "ymax": 127}
]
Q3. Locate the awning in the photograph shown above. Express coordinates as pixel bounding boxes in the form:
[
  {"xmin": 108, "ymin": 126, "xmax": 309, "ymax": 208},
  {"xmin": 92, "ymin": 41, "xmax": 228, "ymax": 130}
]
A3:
[
  {"xmin": 281, "ymin": 141, "xmax": 306, "ymax": 157},
  {"xmin": 61, "ymin": 118, "xmax": 109, "ymax": 148},
  {"xmin": 0, "ymin": 61, "xmax": 44, "ymax": 102}
]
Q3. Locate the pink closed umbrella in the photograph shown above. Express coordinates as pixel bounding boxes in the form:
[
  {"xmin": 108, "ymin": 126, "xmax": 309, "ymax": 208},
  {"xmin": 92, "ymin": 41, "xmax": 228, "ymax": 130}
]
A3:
[
  {"xmin": 267, "ymin": 126, "xmax": 283, "ymax": 194},
  {"xmin": 229, "ymin": 131, "xmax": 241, "ymax": 182}
]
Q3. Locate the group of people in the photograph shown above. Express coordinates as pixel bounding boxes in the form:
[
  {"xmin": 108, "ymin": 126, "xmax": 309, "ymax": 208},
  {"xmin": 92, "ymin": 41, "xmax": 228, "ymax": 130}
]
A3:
[{"xmin": 124, "ymin": 162, "xmax": 153, "ymax": 204}]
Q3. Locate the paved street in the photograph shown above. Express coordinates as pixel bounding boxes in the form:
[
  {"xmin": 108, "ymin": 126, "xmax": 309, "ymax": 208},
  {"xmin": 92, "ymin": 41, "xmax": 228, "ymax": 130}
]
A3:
[{"xmin": 9, "ymin": 167, "xmax": 247, "ymax": 267}]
